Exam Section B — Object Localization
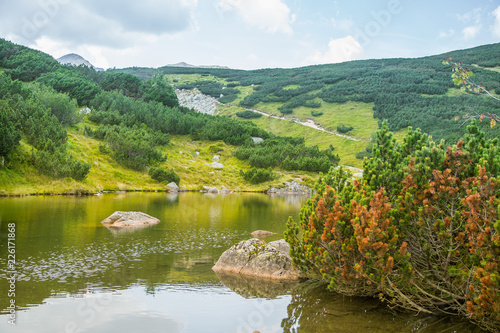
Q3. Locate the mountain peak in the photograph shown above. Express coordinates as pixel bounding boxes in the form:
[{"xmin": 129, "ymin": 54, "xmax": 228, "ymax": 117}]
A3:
[
  {"xmin": 166, "ymin": 62, "xmax": 229, "ymax": 69},
  {"xmin": 56, "ymin": 53, "xmax": 103, "ymax": 71}
]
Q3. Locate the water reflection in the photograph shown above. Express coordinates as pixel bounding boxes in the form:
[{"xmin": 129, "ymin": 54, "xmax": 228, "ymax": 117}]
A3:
[
  {"xmin": 214, "ymin": 271, "xmax": 299, "ymax": 299},
  {"xmin": 281, "ymin": 281, "xmax": 485, "ymax": 333},
  {"xmin": 0, "ymin": 192, "xmax": 306, "ymax": 314}
]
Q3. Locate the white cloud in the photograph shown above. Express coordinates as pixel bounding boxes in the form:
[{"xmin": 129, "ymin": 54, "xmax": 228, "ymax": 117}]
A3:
[
  {"xmin": 455, "ymin": 8, "xmax": 482, "ymax": 40},
  {"xmin": 493, "ymin": 5, "xmax": 500, "ymax": 37},
  {"xmin": 0, "ymin": 0, "xmax": 198, "ymax": 47},
  {"xmin": 438, "ymin": 29, "xmax": 455, "ymax": 39},
  {"xmin": 331, "ymin": 17, "xmax": 354, "ymax": 31},
  {"xmin": 463, "ymin": 25, "xmax": 481, "ymax": 40},
  {"xmin": 456, "ymin": 8, "xmax": 482, "ymax": 23},
  {"xmin": 217, "ymin": 0, "xmax": 294, "ymax": 35},
  {"xmin": 308, "ymin": 35, "xmax": 363, "ymax": 65}
]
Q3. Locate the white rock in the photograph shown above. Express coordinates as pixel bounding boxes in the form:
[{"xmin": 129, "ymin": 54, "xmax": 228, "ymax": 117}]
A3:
[{"xmin": 208, "ymin": 162, "xmax": 224, "ymax": 169}]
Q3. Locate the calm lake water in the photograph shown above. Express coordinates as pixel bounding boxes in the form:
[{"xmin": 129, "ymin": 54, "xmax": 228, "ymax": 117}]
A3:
[{"xmin": 0, "ymin": 192, "xmax": 484, "ymax": 333}]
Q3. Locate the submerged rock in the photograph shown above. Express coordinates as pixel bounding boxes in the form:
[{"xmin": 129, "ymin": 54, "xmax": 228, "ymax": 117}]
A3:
[
  {"xmin": 251, "ymin": 230, "xmax": 277, "ymax": 238},
  {"xmin": 101, "ymin": 211, "xmax": 160, "ymax": 228},
  {"xmin": 212, "ymin": 238, "xmax": 304, "ymax": 281}
]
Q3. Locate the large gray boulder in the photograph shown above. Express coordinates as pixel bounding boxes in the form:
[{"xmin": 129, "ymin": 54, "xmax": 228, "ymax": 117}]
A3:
[
  {"xmin": 212, "ymin": 238, "xmax": 303, "ymax": 281},
  {"xmin": 101, "ymin": 211, "xmax": 160, "ymax": 228},
  {"xmin": 167, "ymin": 182, "xmax": 179, "ymax": 192}
]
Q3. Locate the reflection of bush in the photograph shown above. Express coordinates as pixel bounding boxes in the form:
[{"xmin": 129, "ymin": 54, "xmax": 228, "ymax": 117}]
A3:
[{"xmin": 281, "ymin": 281, "xmax": 478, "ymax": 332}]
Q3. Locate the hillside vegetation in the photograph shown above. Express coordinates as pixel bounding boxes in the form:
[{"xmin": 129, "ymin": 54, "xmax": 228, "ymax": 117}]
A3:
[
  {"xmin": 0, "ymin": 38, "xmax": 335, "ymax": 194},
  {"xmin": 115, "ymin": 43, "xmax": 500, "ymax": 147}
]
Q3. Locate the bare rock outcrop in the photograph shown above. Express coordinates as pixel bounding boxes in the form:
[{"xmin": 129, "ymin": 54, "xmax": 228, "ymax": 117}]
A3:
[
  {"xmin": 101, "ymin": 211, "xmax": 160, "ymax": 228},
  {"xmin": 212, "ymin": 238, "xmax": 304, "ymax": 281},
  {"xmin": 267, "ymin": 181, "xmax": 311, "ymax": 195}
]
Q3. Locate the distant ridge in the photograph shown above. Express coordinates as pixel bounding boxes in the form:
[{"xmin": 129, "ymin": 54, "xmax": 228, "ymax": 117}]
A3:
[
  {"xmin": 165, "ymin": 61, "xmax": 229, "ymax": 69},
  {"xmin": 57, "ymin": 53, "xmax": 104, "ymax": 71}
]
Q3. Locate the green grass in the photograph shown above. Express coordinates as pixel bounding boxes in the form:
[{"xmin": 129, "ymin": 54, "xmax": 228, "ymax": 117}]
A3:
[
  {"xmin": 218, "ymin": 104, "xmax": 368, "ymax": 168},
  {"xmin": 0, "ymin": 121, "xmax": 316, "ymax": 195},
  {"xmin": 289, "ymin": 100, "xmax": 378, "ymax": 141},
  {"xmin": 165, "ymin": 73, "xmax": 231, "ymax": 85}
]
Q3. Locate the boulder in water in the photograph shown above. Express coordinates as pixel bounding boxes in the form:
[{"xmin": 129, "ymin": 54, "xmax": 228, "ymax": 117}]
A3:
[
  {"xmin": 212, "ymin": 238, "xmax": 304, "ymax": 281},
  {"xmin": 101, "ymin": 211, "xmax": 160, "ymax": 228}
]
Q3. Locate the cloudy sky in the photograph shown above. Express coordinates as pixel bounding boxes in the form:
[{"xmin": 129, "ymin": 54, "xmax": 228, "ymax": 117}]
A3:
[{"xmin": 0, "ymin": 0, "xmax": 499, "ymax": 70}]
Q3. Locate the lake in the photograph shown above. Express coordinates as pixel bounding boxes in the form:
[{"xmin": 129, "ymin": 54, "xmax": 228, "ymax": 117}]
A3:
[{"xmin": 0, "ymin": 192, "xmax": 483, "ymax": 332}]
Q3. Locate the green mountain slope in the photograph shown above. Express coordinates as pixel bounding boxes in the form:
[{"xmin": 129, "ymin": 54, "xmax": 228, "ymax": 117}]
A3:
[
  {"xmin": 114, "ymin": 43, "xmax": 500, "ymax": 147},
  {"xmin": 0, "ymin": 38, "xmax": 333, "ymax": 194}
]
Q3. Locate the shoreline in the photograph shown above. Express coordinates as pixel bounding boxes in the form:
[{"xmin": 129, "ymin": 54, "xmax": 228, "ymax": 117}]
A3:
[{"xmin": 0, "ymin": 188, "xmax": 314, "ymax": 198}]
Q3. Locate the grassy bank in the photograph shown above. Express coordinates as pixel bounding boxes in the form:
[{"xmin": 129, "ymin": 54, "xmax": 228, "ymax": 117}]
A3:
[{"xmin": 0, "ymin": 123, "xmax": 318, "ymax": 196}]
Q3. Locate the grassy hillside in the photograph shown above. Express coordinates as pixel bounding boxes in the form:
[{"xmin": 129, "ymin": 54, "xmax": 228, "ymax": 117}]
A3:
[
  {"xmin": 0, "ymin": 121, "xmax": 317, "ymax": 195},
  {"xmin": 0, "ymin": 38, "xmax": 337, "ymax": 195}
]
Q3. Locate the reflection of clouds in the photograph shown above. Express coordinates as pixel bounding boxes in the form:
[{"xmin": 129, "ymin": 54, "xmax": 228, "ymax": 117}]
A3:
[
  {"xmin": 268, "ymin": 194, "xmax": 310, "ymax": 206},
  {"xmin": 1, "ymin": 288, "xmax": 186, "ymax": 333},
  {"xmin": 0, "ymin": 284, "xmax": 290, "ymax": 333},
  {"xmin": 208, "ymin": 205, "xmax": 222, "ymax": 226}
]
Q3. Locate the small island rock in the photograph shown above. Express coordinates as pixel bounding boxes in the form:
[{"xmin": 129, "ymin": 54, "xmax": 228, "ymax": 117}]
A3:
[{"xmin": 101, "ymin": 211, "xmax": 160, "ymax": 228}]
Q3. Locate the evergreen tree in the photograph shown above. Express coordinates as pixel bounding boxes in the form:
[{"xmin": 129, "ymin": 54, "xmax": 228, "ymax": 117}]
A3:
[{"xmin": 0, "ymin": 102, "xmax": 21, "ymax": 165}]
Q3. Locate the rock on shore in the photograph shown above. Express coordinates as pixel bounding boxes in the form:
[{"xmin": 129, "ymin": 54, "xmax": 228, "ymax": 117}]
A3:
[{"xmin": 267, "ymin": 181, "xmax": 311, "ymax": 194}]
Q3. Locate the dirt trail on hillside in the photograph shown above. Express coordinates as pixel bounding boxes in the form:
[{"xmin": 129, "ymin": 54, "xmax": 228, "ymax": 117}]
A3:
[{"xmin": 246, "ymin": 108, "xmax": 363, "ymax": 142}]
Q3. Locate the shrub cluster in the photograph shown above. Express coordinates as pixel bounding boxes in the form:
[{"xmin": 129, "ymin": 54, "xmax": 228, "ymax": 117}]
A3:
[
  {"xmin": 285, "ymin": 121, "xmax": 500, "ymax": 332},
  {"xmin": 240, "ymin": 167, "xmax": 275, "ymax": 184},
  {"xmin": 236, "ymin": 110, "xmax": 262, "ymax": 119},
  {"xmin": 149, "ymin": 167, "xmax": 180, "ymax": 184},
  {"xmin": 235, "ymin": 137, "xmax": 339, "ymax": 173},
  {"xmin": 337, "ymin": 124, "xmax": 353, "ymax": 133},
  {"xmin": 0, "ymin": 72, "xmax": 90, "ymax": 179}
]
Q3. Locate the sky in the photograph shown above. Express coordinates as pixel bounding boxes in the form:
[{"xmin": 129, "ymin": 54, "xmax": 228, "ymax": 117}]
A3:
[{"xmin": 0, "ymin": 0, "xmax": 499, "ymax": 70}]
